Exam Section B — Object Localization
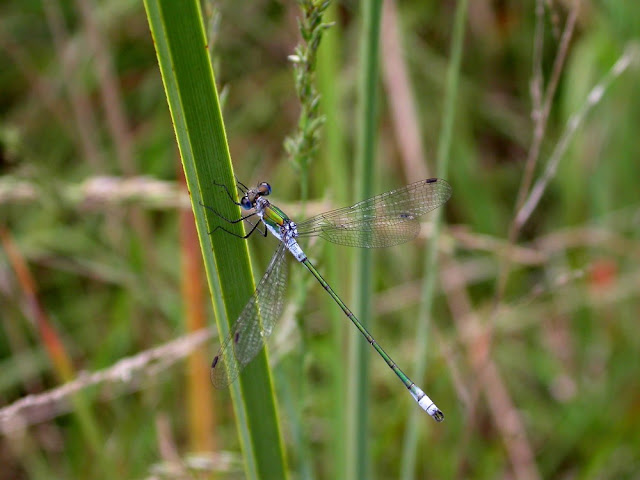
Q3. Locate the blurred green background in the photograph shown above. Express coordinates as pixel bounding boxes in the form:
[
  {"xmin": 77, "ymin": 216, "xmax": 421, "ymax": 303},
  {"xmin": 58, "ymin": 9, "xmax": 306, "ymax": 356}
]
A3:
[{"xmin": 1, "ymin": 0, "xmax": 639, "ymax": 479}]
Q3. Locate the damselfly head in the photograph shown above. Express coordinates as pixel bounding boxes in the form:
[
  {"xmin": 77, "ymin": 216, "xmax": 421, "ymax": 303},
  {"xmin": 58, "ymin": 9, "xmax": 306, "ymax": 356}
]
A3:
[{"xmin": 240, "ymin": 182, "xmax": 271, "ymax": 209}]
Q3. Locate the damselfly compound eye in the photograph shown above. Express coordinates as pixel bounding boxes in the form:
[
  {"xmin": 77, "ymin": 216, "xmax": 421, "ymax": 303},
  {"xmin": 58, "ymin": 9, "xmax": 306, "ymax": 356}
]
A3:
[
  {"xmin": 258, "ymin": 182, "xmax": 271, "ymax": 196},
  {"xmin": 240, "ymin": 196, "xmax": 252, "ymax": 210}
]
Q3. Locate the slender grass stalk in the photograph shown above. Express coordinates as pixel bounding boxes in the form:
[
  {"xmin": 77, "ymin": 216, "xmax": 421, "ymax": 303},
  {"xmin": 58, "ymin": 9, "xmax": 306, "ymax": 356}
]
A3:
[
  {"xmin": 317, "ymin": 3, "xmax": 349, "ymax": 477},
  {"xmin": 179, "ymin": 175, "xmax": 215, "ymax": 452},
  {"xmin": 346, "ymin": 1, "xmax": 382, "ymax": 479},
  {"xmin": 400, "ymin": 1, "xmax": 468, "ymax": 478},
  {"xmin": 143, "ymin": 1, "xmax": 287, "ymax": 478}
]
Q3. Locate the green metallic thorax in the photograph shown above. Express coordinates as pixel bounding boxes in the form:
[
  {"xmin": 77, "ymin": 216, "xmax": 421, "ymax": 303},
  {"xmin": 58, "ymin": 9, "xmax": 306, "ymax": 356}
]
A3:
[{"xmin": 262, "ymin": 204, "xmax": 290, "ymax": 230}]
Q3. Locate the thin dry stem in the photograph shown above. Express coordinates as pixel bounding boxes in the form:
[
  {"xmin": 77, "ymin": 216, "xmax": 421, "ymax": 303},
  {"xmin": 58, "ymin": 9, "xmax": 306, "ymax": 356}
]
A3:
[
  {"xmin": 511, "ymin": 0, "xmax": 580, "ymax": 251},
  {"xmin": 0, "ymin": 328, "xmax": 213, "ymax": 435},
  {"xmin": 492, "ymin": 1, "xmax": 581, "ymax": 314},
  {"xmin": 0, "ymin": 175, "xmax": 188, "ymax": 208},
  {"xmin": 515, "ymin": 45, "xmax": 636, "ymax": 228}
]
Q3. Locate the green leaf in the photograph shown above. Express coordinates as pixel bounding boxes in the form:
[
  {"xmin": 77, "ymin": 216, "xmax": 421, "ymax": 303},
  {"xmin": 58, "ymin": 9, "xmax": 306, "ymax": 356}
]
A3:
[{"xmin": 143, "ymin": 1, "xmax": 287, "ymax": 478}]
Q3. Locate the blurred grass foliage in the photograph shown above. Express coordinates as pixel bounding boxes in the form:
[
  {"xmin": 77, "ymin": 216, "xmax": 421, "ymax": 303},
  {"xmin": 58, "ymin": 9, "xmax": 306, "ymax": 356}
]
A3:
[{"xmin": 1, "ymin": 0, "xmax": 640, "ymax": 479}]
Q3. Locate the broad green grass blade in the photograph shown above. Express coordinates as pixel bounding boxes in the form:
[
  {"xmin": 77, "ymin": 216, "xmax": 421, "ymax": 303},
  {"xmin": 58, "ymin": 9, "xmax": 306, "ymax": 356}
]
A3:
[{"xmin": 143, "ymin": 1, "xmax": 287, "ymax": 478}]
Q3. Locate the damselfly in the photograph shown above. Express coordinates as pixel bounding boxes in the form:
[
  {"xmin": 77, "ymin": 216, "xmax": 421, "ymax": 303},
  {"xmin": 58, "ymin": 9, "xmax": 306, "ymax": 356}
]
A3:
[{"xmin": 205, "ymin": 178, "xmax": 451, "ymax": 421}]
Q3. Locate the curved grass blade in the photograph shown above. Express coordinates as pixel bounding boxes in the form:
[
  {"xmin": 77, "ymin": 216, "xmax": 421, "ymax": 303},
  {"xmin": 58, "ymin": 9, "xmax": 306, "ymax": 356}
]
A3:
[
  {"xmin": 296, "ymin": 178, "xmax": 452, "ymax": 247},
  {"xmin": 144, "ymin": 1, "xmax": 287, "ymax": 477}
]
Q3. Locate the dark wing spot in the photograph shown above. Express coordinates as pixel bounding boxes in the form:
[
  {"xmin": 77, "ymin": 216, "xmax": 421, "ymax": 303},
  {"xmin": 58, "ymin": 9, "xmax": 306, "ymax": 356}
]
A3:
[
  {"xmin": 211, "ymin": 356, "xmax": 219, "ymax": 368},
  {"xmin": 234, "ymin": 332, "xmax": 240, "ymax": 344},
  {"xmin": 426, "ymin": 178, "xmax": 437, "ymax": 183}
]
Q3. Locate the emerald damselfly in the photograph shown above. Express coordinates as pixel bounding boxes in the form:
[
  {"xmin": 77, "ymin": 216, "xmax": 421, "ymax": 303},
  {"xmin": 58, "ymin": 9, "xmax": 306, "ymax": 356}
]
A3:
[{"xmin": 205, "ymin": 178, "xmax": 451, "ymax": 421}]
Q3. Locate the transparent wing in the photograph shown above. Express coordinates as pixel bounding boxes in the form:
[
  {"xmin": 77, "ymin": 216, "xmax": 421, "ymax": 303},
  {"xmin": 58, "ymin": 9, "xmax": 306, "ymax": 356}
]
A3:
[
  {"xmin": 211, "ymin": 243, "xmax": 288, "ymax": 388},
  {"xmin": 296, "ymin": 178, "xmax": 452, "ymax": 248}
]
